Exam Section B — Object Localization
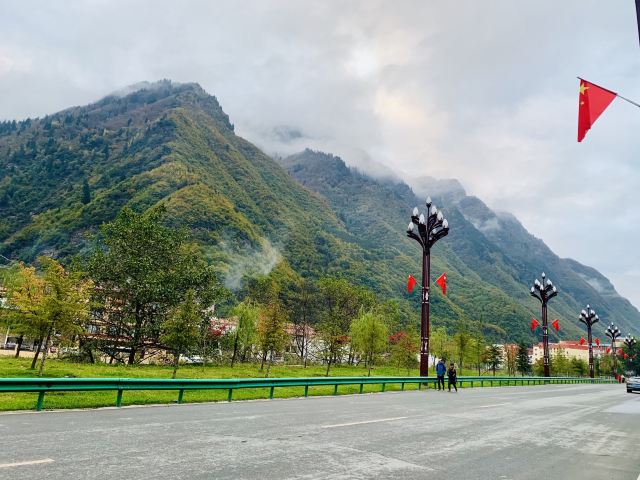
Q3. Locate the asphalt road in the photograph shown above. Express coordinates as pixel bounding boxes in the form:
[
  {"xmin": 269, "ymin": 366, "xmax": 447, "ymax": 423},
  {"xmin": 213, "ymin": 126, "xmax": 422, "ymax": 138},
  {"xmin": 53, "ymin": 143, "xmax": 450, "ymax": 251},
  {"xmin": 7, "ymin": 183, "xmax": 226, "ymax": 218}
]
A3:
[{"xmin": 0, "ymin": 384, "xmax": 638, "ymax": 479}]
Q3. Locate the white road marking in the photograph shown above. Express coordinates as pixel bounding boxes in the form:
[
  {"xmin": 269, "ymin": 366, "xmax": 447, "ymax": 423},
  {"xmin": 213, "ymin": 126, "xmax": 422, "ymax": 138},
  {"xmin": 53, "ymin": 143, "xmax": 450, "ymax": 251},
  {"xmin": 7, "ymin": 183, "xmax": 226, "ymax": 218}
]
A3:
[
  {"xmin": 479, "ymin": 403, "xmax": 508, "ymax": 408},
  {"xmin": 321, "ymin": 416, "xmax": 408, "ymax": 428},
  {"xmin": 0, "ymin": 458, "xmax": 54, "ymax": 468}
]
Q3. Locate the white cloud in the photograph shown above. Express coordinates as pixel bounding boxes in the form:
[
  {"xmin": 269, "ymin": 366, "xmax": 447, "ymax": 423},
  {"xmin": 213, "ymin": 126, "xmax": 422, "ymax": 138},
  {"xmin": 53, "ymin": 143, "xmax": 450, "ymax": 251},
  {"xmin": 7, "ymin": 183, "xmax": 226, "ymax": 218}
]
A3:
[{"xmin": 1, "ymin": 0, "xmax": 639, "ymax": 306}]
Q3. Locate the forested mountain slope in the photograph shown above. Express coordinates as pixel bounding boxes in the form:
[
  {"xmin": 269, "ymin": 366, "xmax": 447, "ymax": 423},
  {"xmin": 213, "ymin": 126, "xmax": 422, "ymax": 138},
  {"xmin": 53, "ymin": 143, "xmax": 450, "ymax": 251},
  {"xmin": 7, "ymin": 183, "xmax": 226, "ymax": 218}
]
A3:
[{"xmin": 0, "ymin": 81, "xmax": 637, "ymax": 339}]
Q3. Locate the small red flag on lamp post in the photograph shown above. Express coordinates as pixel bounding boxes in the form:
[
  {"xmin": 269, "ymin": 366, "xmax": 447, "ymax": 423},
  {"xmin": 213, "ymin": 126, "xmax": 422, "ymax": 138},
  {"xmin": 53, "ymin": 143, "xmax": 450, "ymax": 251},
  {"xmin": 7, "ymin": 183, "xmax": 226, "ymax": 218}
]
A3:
[
  {"xmin": 435, "ymin": 272, "xmax": 447, "ymax": 296},
  {"xmin": 595, "ymin": 338, "xmax": 600, "ymax": 346},
  {"xmin": 407, "ymin": 274, "xmax": 417, "ymax": 293},
  {"xmin": 531, "ymin": 318, "xmax": 539, "ymax": 331},
  {"xmin": 579, "ymin": 337, "xmax": 586, "ymax": 346},
  {"xmin": 551, "ymin": 319, "xmax": 560, "ymax": 331}
]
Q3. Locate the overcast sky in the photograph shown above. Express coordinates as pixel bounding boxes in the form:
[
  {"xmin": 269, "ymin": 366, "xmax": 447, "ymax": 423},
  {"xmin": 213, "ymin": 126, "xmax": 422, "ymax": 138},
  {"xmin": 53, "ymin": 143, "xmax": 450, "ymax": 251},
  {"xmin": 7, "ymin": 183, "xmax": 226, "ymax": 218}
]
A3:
[{"xmin": 2, "ymin": 0, "xmax": 640, "ymax": 307}]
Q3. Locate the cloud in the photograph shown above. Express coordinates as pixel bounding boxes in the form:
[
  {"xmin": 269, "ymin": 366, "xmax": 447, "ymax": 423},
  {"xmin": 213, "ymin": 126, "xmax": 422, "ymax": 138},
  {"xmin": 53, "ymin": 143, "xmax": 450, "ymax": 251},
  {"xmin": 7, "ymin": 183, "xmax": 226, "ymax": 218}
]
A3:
[{"xmin": 1, "ymin": 0, "xmax": 639, "ymax": 305}]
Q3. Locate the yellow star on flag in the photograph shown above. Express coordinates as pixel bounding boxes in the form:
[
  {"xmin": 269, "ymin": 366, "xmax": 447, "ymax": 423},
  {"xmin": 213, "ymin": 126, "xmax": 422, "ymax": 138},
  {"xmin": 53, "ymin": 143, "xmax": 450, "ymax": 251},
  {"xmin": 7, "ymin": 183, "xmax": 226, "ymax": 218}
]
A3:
[{"xmin": 579, "ymin": 83, "xmax": 589, "ymax": 95}]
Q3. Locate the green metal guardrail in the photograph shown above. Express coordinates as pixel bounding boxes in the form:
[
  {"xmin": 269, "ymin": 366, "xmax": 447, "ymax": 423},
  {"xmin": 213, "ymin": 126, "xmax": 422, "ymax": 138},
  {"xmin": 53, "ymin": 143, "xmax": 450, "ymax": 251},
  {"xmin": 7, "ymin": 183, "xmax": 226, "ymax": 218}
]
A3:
[{"xmin": 0, "ymin": 375, "xmax": 617, "ymax": 411}]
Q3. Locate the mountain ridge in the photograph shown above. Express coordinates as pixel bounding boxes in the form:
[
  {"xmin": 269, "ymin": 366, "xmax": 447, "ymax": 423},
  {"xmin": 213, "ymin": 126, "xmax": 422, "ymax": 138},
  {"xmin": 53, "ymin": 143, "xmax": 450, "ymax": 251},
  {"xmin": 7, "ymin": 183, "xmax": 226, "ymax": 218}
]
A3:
[{"xmin": 1, "ymin": 81, "xmax": 637, "ymax": 339}]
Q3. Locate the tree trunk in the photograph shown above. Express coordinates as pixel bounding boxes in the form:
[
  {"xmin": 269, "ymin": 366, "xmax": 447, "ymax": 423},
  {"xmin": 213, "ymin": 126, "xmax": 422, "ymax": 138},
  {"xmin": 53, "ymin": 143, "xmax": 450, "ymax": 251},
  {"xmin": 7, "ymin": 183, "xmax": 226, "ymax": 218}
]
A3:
[
  {"xmin": 30, "ymin": 338, "xmax": 43, "ymax": 369},
  {"xmin": 231, "ymin": 332, "xmax": 239, "ymax": 367},
  {"xmin": 14, "ymin": 335, "xmax": 23, "ymax": 358},
  {"xmin": 3, "ymin": 326, "xmax": 9, "ymax": 346},
  {"xmin": 260, "ymin": 350, "xmax": 266, "ymax": 371},
  {"xmin": 325, "ymin": 349, "xmax": 334, "ymax": 377},
  {"xmin": 172, "ymin": 354, "xmax": 179, "ymax": 379},
  {"xmin": 367, "ymin": 356, "xmax": 372, "ymax": 377},
  {"xmin": 38, "ymin": 329, "xmax": 53, "ymax": 377},
  {"xmin": 128, "ymin": 304, "xmax": 143, "ymax": 365},
  {"xmin": 265, "ymin": 351, "xmax": 272, "ymax": 378}
]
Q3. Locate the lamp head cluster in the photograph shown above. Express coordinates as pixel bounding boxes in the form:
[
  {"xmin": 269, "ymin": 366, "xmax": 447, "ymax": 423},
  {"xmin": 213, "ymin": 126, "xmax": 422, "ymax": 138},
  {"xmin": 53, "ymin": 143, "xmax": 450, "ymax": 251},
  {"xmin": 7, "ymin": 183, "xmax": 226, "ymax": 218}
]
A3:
[
  {"xmin": 605, "ymin": 323, "xmax": 621, "ymax": 341},
  {"xmin": 624, "ymin": 335, "xmax": 637, "ymax": 348},
  {"xmin": 407, "ymin": 196, "xmax": 449, "ymax": 250},
  {"xmin": 579, "ymin": 304, "xmax": 599, "ymax": 327},
  {"xmin": 530, "ymin": 272, "xmax": 557, "ymax": 303}
]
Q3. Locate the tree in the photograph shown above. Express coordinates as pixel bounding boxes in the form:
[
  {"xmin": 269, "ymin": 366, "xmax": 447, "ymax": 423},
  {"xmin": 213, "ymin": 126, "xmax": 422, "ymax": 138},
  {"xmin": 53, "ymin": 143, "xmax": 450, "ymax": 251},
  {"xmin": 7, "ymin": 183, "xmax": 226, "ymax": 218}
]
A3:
[
  {"xmin": 483, "ymin": 345, "xmax": 502, "ymax": 375},
  {"xmin": 81, "ymin": 179, "xmax": 91, "ymax": 204},
  {"xmin": 88, "ymin": 206, "xmax": 225, "ymax": 364},
  {"xmin": 257, "ymin": 302, "xmax": 289, "ymax": 377},
  {"xmin": 453, "ymin": 329, "xmax": 472, "ymax": 371},
  {"xmin": 505, "ymin": 344, "xmax": 517, "ymax": 375},
  {"xmin": 389, "ymin": 331, "xmax": 419, "ymax": 374},
  {"xmin": 516, "ymin": 342, "xmax": 531, "ymax": 375},
  {"xmin": 286, "ymin": 279, "xmax": 319, "ymax": 366},
  {"xmin": 431, "ymin": 326, "xmax": 453, "ymax": 365},
  {"xmin": 470, "ymin": 326, "xmax": 486, "ymax": 375},
  {"xmin": 9, "ymin": 258, "xmax": 91, "ymax": 376},
  {"xmin": 229, "ymin": 300, "xmax": 259, "ymax": 367},
  {"xmin": 316, "ymin": 277, "xmax": 374, "ymax": 376},
  {"xmin": 160, "ymin": 290, "xmax": 203, "ymax": 379},
  {"xmin": 350, "ymin": 310, "xmax": 388, "ymax": 376}
]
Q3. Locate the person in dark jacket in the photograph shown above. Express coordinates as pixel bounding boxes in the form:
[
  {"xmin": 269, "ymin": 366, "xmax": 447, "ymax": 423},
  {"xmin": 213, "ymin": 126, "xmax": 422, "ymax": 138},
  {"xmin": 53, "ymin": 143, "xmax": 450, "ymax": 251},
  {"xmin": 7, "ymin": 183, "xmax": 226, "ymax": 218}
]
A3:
[
  {"xmin": 435, "ymin": 359, "xmax": 446, "ymax": 391},
  {"xmin": 447, "ymin": 363, "xmax": 458, "ymax": 392}
]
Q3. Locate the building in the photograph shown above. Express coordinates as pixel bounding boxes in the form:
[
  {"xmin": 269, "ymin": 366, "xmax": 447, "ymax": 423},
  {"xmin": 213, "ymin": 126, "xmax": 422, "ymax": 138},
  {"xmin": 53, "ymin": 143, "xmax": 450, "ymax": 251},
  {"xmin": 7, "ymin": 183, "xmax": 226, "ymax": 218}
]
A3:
[{"xmin": 531, "ymin": 340, "xmax": 607, "ymax": 363}]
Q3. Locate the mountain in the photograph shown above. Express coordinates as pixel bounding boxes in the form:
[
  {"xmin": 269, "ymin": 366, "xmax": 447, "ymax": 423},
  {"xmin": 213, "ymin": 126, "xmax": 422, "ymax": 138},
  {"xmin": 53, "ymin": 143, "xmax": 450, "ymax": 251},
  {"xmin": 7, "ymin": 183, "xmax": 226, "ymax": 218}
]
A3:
[
  {"xmin": 0, "ymin": 80, "xmax": 637, "ymax": 340},
  {"xmin": 281, "ymin": 150, "xmax": 640, "ymax": 338}
]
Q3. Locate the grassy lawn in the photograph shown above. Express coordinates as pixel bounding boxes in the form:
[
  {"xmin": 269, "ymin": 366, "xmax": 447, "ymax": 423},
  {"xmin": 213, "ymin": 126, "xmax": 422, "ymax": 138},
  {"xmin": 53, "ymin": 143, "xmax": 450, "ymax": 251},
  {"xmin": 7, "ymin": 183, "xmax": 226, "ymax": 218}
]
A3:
[{"xmin": 0, "ymin": 357, "xmax": 505, "ymax": 411}]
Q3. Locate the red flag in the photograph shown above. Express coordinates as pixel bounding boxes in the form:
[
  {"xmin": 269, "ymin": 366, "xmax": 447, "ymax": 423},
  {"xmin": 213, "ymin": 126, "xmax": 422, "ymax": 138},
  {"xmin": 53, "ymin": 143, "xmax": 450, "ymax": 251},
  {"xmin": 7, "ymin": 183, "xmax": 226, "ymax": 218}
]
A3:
[
  {"xmin": 435, "ymin": 272, "xmax": 447, "ymax": 296},
  {"xmin": 595, "ymin": 338, "xmax": 600, "ymax": 346},
  {"xmin": 624, "ymin": 353, "xmax": 629, "ymax": 360},
  {"xmin": 579, "ymin": 337, "xmax": 586, "ymax": 346},
  {"xmin": 407, "ymin": 274, "xmax": 417, "ymax": 293},
  {"xmin": 577, "ymin": 79, "xmax": 617, "ymax": 142},
  {"xmin": 551, "ymin": 319, "xmax": 560, "ymax": 331},
  {"xmin": 606, "ymin": 347, "xmax": 611, "ymax": 354},
  {"xmin": 530, "ymin": 318, "xmax": 539, "ymax": 331}
]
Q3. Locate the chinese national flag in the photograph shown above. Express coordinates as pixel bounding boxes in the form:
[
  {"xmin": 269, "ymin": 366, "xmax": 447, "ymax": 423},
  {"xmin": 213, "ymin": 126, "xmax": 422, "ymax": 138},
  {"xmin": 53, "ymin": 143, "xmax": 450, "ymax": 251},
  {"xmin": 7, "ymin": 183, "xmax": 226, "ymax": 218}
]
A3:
[
  {"xmin": 407, "ymin": 274, "xmax": 417, "ymax": 293},
  {"xmin": 531, "ymin": 318, "xmax": 539, "ymax": 331},
  {"xmin": 624, "ymin": 353, "xmax": 629, "ymax": 360},
  {"xmin": 551, "ymin": 319, "xmax": 560, "ymax": 331},
  {"xmin": 435, "ymin": 272, "xmax": 447, "ymax": 296},
  {"xmin": 579, "ymin": 337, "xmax": 586, "ymax": 346},
  {"xmin": 595, "ymin": 338, "xmax": 600, "ymax": 346},
  {"xmin": 606, "ymin": 347, "xmax": 611, "ymax": 354},
  {"xmin": 578, "ymin": 79, "xmax": 617, "ymax": 142}
]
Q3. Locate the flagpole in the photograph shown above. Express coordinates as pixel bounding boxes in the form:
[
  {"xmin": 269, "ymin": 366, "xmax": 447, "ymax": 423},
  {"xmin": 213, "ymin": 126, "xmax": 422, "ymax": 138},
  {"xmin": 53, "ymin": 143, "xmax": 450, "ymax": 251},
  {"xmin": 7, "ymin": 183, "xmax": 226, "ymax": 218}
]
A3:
[{"xmin": 577, "ymin": 77, "xmax": 640, "ymax": 109}]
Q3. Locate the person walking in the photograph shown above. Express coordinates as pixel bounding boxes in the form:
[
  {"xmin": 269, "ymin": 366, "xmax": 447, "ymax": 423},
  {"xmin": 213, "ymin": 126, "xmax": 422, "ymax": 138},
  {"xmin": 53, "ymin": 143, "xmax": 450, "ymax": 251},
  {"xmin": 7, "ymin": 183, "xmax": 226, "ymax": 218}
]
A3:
[
  {"xmin": 447, "ymin": 363, "xmax": 458, "ymax": 392},
  {"xmin": 435, "ymin": 359, "xmax": 446, "ymax": 391}
]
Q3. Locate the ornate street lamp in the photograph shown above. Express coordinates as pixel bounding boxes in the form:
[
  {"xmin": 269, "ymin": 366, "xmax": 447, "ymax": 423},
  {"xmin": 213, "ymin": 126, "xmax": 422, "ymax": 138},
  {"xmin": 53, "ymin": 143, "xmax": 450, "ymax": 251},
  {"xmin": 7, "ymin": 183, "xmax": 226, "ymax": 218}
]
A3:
[
  {"xmin": 605, "ymin": 323, "xmax": 621, "ymax": 374},
  {"xmin": 407, "ymin": 196, "xmax": 449, "ymax": 376},
  {"xmin": 530, "ymin": 272, "xmax": 557, "ymax": 377},
  {"xmin": 579, "ymin": 305, "xmax": 599, "ymax": 378},
  {"xmin": 623, "ymin": 335, "xmax": 637, "ymax": 349}
]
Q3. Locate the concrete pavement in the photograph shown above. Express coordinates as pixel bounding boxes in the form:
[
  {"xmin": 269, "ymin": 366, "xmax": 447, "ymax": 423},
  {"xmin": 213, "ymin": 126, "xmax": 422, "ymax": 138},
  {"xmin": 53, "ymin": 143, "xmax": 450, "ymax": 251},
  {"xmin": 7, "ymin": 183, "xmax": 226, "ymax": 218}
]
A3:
[{"xmin": 0, "ymin": 384, "xmax": 638, "ymax": 479}]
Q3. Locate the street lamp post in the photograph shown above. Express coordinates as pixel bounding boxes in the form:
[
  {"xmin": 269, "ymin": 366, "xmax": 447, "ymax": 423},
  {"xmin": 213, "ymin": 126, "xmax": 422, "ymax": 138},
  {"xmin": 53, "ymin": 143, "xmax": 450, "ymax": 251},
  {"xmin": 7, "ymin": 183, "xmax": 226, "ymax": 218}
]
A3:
[
  {"xmin": 579, "ymin": 305, "xmax": 599, "ymax": 378},
  {"xmin": 530, "ymin": 272, "xmax": 557, "ymax": 377},
  {"xmin": 605, "ymin": 323, "xmax": 621, "ymax": 375},
  {"xmin": 407, "ymin": 196, "xmax": 449, "ymax": 377},
  {"xmin": 623, "ymin": 335, "xmax": 636, "ymax": 372}
]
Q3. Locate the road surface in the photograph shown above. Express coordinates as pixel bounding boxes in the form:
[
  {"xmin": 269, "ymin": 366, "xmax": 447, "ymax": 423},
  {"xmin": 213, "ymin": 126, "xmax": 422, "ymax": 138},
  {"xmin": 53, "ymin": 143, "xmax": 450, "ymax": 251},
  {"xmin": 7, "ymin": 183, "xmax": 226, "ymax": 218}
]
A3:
[{"xmin": 0, "ymin": 383, "xmax": 638, "ymax": 479}]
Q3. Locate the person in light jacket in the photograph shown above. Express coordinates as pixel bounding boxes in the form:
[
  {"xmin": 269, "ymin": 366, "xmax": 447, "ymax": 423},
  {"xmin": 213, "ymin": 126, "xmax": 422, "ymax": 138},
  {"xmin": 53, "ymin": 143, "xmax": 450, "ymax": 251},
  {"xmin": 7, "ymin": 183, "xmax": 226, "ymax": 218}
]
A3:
[{"xmin": 447, "ymin": 363, "xmax": 458, "ymax": 392}]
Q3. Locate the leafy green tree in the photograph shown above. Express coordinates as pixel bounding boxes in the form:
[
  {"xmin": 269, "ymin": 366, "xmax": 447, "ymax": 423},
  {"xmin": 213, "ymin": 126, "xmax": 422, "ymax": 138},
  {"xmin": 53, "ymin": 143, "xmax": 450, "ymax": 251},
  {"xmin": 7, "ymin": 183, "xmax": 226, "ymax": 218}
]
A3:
[
  {"xmin": 88, "ymin": 207, "xmax": 225, "ymax": 364},
  {"xmin": 9, "ymin": 258, "xmax": 91, "ymax": 376},
  {"xmin": 389, "ymin": 331, "xmax": 419, "ymax": 374},
  {"xmin": 257, "ymin": 302, "xmax": 289, "ymax": 377},
  {"xmin": 453, "ymin": 325, "xmax": 473, "ymax": 371},
  {"xmin": 470, "ymin": 325, "xmax": 486, "ymax": 375},
  {"xmin": 316, "ymin": 277, "xmax": 374, "ymax": 376},
  {"xmin": 286, "ymin": 278, "xmax": 319, "ymax": 366},
  {"xmin": 431, "ymin": 326, "xmax": 453, "ymax": 365},
  {"xmin": 516, "ymin": 342, "xmax": 531, "ymax": 375},
  {"xmin": 483, "ymin": 345, "xmax": 502, "ymax": 375},
  {"xmin": 350, "ymin": 310, "xmax": 388, "ymax": 376},
  {"xmin": 229, "ymin": 300, "xmax": 259, "ymax": 367},
  {"xmin": 161, "ymin": 290, "xmax": 203, "ymax": 378}
]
